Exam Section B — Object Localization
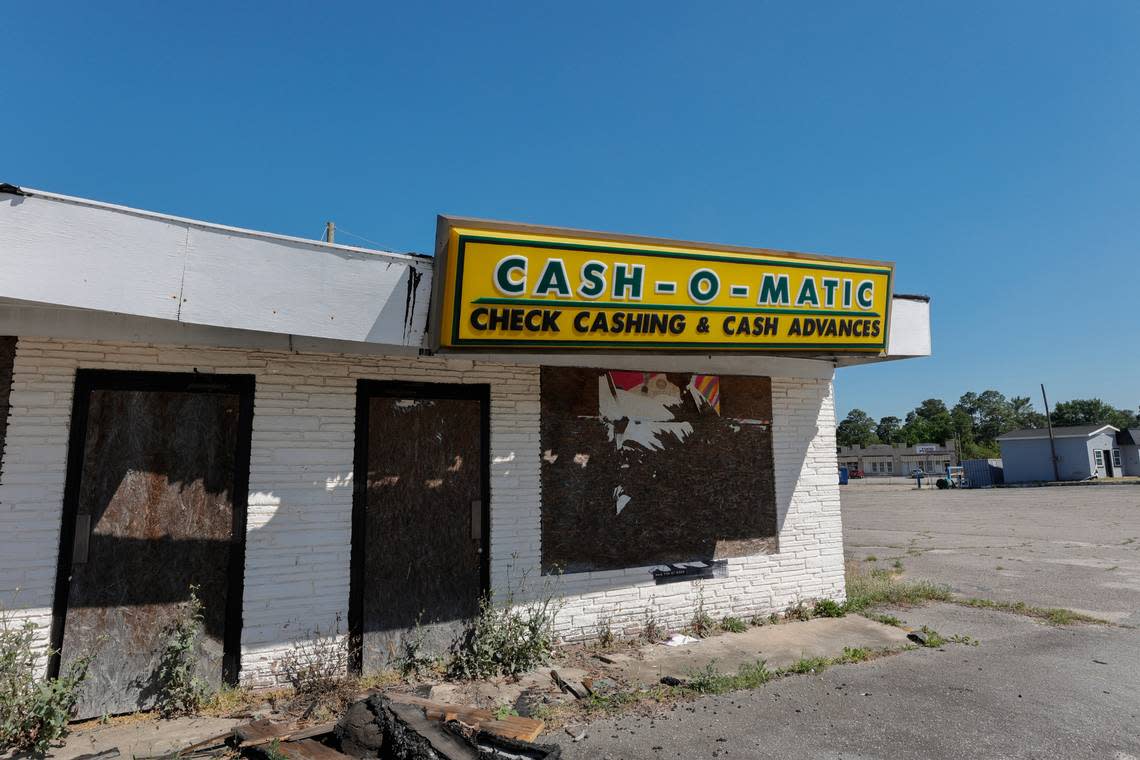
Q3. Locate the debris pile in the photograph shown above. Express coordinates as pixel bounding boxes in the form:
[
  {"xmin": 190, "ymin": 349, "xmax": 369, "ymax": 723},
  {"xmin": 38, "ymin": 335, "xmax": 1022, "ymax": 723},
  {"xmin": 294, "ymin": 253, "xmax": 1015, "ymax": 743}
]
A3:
[{"xmin": 110, "ymin": 691, "xmax": 559, "ymax": 760}]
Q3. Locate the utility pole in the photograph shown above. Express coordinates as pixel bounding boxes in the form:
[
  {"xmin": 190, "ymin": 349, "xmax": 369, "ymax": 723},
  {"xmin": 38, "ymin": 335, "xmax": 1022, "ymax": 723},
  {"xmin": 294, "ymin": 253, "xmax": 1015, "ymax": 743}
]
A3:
[
  {"xmin": 1041, "ymin": 383, "xmax": 1060, "ymax": 482},
  {"xmin": 325, "ymin": 221, "xmax": 336, "ymax": 245}
]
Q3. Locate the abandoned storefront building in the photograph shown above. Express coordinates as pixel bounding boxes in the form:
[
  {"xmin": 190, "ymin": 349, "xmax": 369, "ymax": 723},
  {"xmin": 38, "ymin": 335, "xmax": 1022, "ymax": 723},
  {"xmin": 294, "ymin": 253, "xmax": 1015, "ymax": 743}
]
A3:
[{"xmin": 0, "ymin": 184, "xmax": 930, "ymax": 718}]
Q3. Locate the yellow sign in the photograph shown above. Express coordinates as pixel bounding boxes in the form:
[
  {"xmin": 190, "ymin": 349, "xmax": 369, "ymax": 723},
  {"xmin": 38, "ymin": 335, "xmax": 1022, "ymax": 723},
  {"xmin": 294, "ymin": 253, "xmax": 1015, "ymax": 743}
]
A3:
[{"xmin": 431, "ymin": 217, "xmax": 894, "ymax": 353}]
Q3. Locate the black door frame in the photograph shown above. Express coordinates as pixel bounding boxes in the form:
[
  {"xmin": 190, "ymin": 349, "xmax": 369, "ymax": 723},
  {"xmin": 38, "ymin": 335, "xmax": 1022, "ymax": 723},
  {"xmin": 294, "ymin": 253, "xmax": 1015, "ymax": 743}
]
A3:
[
  {"xmin": 48, "ymin": 369, "xmax": 255, "ymax": 685},
  {"xmin": 349, "ymin": 380, "xmax": 491, "ymax": 674}
]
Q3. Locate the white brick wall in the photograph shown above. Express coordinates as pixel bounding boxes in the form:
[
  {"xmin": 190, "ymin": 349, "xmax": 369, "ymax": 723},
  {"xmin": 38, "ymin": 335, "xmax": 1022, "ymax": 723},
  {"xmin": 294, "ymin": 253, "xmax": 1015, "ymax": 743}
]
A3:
[{"xmin": 0, "ymin": 338, "xmax": 843, "ymax": 687}]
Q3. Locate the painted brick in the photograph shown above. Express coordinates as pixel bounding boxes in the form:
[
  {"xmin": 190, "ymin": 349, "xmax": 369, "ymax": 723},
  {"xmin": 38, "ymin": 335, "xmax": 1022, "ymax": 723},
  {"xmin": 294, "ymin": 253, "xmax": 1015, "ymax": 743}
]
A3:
[{"xmin": 0, "ymin": 338, "xmax": 843, "ymax": 688}]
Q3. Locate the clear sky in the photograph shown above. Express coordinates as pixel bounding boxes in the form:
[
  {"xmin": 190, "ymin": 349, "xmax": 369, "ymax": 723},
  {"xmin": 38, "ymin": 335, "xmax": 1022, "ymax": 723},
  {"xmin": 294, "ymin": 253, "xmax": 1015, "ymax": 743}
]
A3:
[{"xmin": 3, "ymin": 2, "xmax": 1137, "ymax": 421}]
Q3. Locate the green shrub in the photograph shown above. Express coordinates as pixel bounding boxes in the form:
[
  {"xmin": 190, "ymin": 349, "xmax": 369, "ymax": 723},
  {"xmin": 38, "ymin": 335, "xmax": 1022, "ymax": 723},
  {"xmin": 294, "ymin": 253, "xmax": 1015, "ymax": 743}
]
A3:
[
  {"xmin": 448, "ymin": 569, "xmax": 562, "ymax": 680},
  {"xmin": 719, "ymin": 616, "xmax": 747, "ymax": 633},
  {"xmin": 1, "ymin": 609, "xmax": 95, "ymax": 755},
  {"xmin": 812, "ymin": 599, "xmax": 846, "ymax": 618},
  {"xmin": 155, "ymin": 587, "xmax": 210, "ymax": 717}
]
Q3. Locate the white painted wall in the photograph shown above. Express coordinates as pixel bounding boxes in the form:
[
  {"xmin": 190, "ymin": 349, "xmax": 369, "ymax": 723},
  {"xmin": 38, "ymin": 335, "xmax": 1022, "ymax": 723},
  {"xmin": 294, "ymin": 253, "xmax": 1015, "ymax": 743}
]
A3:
[
  {"xmin": 0, "ymin": 338, "xmax": 843, "ymax": 688},
  {"xmin": 0, "ymin": 189, "xmax": 432, "ymax": 348}
]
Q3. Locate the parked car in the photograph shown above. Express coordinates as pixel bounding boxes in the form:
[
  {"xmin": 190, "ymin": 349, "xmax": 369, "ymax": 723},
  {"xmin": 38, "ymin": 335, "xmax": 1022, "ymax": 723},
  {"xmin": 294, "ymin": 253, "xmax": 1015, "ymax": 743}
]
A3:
[{"xmin": 850, "ymin": 469, "xmax": 865, "ymax": 479}]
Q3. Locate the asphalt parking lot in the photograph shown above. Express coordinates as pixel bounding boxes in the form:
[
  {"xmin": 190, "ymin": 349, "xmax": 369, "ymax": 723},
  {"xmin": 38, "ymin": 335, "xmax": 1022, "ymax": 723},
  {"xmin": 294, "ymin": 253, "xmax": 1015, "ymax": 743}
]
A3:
[
  {"xmin": 843, "ymin": 482, "xmax": 1140, "ymax": 625},
  {"xmin": 563, "ymin": 484, "xmax": 1140, "ymax": 760}
]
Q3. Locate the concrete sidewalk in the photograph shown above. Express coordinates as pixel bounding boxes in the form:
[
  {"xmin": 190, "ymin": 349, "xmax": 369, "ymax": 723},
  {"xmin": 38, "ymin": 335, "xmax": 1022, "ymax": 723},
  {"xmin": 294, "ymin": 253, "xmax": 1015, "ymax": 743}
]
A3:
[{"xmin": 607, "ymin": 615, "xmax": 910, "ymax": 686}]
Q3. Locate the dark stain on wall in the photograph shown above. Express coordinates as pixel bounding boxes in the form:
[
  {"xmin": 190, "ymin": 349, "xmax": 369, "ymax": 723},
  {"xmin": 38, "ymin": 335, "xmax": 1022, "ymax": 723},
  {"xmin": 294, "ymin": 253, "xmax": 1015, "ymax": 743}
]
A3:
[
  {"xmin": 0, "ymin": 337, "xmax": 16, "ymax": 480},
  {"xmin": 540, "ymin": 367, "xmax": 778, "ymax": 574}
]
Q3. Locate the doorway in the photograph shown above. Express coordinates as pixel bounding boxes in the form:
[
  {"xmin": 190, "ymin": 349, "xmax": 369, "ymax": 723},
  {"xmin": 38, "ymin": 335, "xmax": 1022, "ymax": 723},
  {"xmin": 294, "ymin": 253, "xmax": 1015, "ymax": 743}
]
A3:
[
  {"xmin": 50, "ymin": 370, "xmax": 254, "ymax": 718},
  {"xmin": 350, "ymin": 381, "xmax": 489, "ymax": 674}
]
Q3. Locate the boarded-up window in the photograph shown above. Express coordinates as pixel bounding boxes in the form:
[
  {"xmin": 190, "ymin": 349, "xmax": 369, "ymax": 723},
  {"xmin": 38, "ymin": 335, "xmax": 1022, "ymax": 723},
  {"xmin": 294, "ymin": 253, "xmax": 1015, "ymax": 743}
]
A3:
[{"xmin": 540, "ymin": 367, "xmax": 778, "ymax": 573}]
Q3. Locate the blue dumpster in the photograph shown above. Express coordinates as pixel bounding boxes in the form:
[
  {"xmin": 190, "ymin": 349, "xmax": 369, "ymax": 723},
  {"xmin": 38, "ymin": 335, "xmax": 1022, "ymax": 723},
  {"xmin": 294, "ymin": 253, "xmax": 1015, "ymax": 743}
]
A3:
[{"xmin": 838, "ymin": 466, "xmax": 849, "ymax": 485}]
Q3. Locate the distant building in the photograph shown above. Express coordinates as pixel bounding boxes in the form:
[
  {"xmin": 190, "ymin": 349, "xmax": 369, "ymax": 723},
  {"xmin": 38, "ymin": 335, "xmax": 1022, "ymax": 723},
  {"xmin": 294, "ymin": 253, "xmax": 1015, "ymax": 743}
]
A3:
[
  {"xmin": 1115, "ymin": 429, "xmax": 1140, "ymax": 476},
  {"xmin": 997, "ymin": 425, "xmax": 1122, "ymax": 483},
  {"xmin": 837, "ymin": 441, "xmax": 958, "ymax": 477}
]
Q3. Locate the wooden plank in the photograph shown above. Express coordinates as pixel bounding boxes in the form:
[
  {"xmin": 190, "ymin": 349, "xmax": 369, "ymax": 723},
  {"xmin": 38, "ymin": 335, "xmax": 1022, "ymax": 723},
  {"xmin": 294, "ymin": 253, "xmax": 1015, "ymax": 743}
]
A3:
[
  {"xmin": 277, "ymin": 739, "xmax": 353, "ymax": 760},
  {"xmin": 385, "ymin": 693, "xmax": 545, "ymax": 742},
  {"xmin": 389, "ymin": 703, "xmax": 478, "ymax": 760},
  {"xmin": 236, "ymin": 719, "xmax": 301, "ymax": 747}
]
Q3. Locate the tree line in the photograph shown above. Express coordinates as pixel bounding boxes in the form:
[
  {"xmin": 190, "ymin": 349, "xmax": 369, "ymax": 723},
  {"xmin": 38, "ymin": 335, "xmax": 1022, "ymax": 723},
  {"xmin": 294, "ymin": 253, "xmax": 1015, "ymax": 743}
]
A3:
[{"xmin": 837, "ymin": 391, "xmax": 1140, "ymax": 459}]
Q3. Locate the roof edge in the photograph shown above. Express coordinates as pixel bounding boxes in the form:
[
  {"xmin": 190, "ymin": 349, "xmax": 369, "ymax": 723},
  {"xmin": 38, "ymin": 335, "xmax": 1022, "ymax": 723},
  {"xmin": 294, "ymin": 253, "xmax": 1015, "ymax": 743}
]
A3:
[{"xmin": 1, "ymin": 183, "xmax": 432, "ymax": 264}]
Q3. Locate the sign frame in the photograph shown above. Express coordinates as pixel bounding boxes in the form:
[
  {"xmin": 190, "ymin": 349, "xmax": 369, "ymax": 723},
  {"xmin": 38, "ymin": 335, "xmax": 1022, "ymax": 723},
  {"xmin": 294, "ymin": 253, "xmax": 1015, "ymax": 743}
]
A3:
[{"xmin": 429, "ymin": 215, "xmax": 895, "ymax": 355}]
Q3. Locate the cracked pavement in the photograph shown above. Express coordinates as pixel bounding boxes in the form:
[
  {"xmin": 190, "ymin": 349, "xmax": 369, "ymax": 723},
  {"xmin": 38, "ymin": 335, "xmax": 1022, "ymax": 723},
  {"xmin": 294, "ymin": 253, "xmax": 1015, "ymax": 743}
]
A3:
[{"xmin": 562, "ymin": 484, "xmax": 1140, "ymax": 759}]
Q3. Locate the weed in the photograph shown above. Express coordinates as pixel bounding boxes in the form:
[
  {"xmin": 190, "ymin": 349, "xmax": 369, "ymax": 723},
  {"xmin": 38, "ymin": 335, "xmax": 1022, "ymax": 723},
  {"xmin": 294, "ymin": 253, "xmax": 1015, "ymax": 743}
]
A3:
[
  {"xmin": 748, "ymin": 615, "xmax": 767, "ymax": 627},
  {"xmin": 864, "ymin": 555, "xmax": 878, "ymax": 562},
  {"xmin": 641, "ymin": 614, "xmax": 666, "ymax": 644},
  {"xmin": 686, "ymin": 660, "xmax": 772, "ymax": 695},
  {"xmin": 596, "ymin": 617, "xmax": 617, "ymax": 650},
  {"xmin": 356, "ymin": 669, "xmax": 402, "ymax": 691},
  {"xmin": 265, "ymin": 738, "xmax": 288, "ymax": 760},
  {"xmin": 278, "ymin": 615, "xmax": 349, "ymax": 715},
  {"xmin": 863, "ymin": 612, "xmax": 903, "ymax": 627},
  {"xmin": 686, "ymin": 586, "xmax": 716, "ymax": 639},
  {"xmin": 957, "ymin": 598, "xmax": 1105, "ymax": 625},
  {"xmin": 768, "ymin": 613, "xmax": 781, "ymax": 625},
  {"xmin": 784, "ymin": 656, "xmax": 829, "ymax": 675},
  {"xmin": 843, "ymin": 561, "xmax": 951, "ymax": 612},
  {"xmin": 914, "ymin": 626, "xmax": 945, "ymax": 647},
  {"xmin": 155, "ymin": 586, "xmax": 210, "ymax": 718},
  {"xmin": 201, "ymin": 684, "xmax": 251, "ymax": 716},
  {"xmin": 1, "ymin": 606, "xmax": 95, "ymax": 756},
  {"xmin": 838, "ymin": 646, "xmax": 871, "ymax": 663},
  {"xmin": 812, "ymin": 599, "xmax": 846, "ymax": 618},
  {"xmin": 1107, "ymin": 566, "xmax": 1119, "ymax": 571},
  {"xmin": 719, "ymin": 616, "xmax": 747, "ymax": 633},
  {"xmin": 784, "ymin": 601, "xmax": 812, "ymax": 622},
  {"xmin": 1123, "ymin": 538, "xmax": 1136, "ymax": 545},
  {"xmin": 947, "ymin": 634, "xmax": 979, "ymax": 646},
  {"xmin": 996, "ymin": 566, "xmax": 1005, "ymax": 571},
  {"xmin": 396, "ymin": 615, "xmax": 436, "ymax": 682},
  {"xmin": 448, "ymin": 564, "xmax": 562, "ymax": 680},
  {"xmin": 492, "ymin": 703, "xmax": 519, "ymax": 720},
  {"xmin": 892, "ymin": 559, "xmax": 904, "ymax": 571}
]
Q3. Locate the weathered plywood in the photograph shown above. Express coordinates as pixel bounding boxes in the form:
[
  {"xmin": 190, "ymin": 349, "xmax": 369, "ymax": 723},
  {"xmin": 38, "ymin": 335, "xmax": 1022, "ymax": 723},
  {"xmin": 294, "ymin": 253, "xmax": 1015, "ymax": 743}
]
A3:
[
  {"xmin": 540, "ymin": 368, "xmax": 778, "ymax": 573},
  {"xmin": 361, "ymin": 396, "xmax": 483, "ymax": 671},
  {"xmin": 59, "ymin": 385, "xmax": 244, "ymax": 718}
]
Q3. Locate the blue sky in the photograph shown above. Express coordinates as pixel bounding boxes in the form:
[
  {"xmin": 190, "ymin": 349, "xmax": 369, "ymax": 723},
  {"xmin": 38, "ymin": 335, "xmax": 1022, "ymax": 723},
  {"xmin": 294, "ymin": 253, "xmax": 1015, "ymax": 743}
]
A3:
[{"xmin": 3, "ymin": 2, "xmax": 1137, "ymax": 421}]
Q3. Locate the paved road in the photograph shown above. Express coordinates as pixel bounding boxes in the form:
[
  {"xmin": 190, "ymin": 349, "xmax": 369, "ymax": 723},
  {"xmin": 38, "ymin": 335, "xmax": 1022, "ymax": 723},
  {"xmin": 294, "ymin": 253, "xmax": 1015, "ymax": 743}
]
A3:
[{"xmin": 563, "ymin": 485, "xmax": 1140, "ymax": 759}]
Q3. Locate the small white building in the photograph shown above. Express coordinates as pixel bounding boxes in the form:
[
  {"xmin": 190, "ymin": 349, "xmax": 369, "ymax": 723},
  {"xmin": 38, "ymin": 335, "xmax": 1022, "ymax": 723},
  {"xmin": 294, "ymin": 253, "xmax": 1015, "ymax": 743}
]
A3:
[{"xmin": 0, "ymin": 185, "xmax": 931, "ymax": 717}]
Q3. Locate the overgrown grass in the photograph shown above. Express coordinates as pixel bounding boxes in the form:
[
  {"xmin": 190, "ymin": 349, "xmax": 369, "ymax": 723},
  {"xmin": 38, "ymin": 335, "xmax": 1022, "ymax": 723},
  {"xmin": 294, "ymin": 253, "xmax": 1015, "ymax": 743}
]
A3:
[
  {"xmin": 956, "ymin": 598, "xmax": 1106, "ymax": 625},
  {"xmin": 863, "ymin": 612, "xmax": 903, "ymax": 627},
  {"xmin": 687, "ymin": 660, "xmax": 774, "ymax": 694},
  {"xmin": 843, "ymin": 561, "xmax": 952, "ymax": 612}
]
